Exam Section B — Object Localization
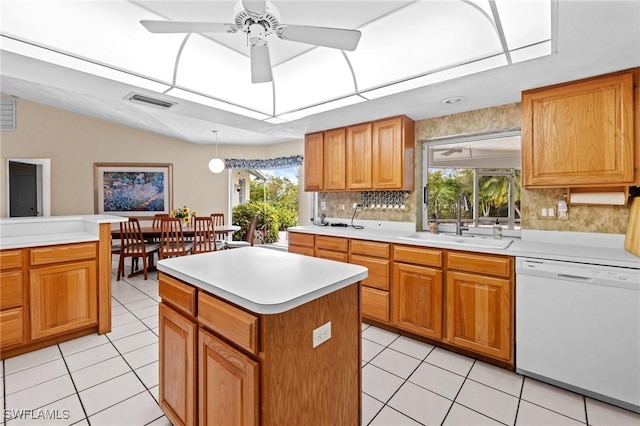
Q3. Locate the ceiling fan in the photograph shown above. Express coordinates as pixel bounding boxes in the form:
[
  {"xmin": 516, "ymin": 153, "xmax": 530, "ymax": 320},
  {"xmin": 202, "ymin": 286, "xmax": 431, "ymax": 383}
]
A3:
[{"xmin": 140, "ymin": 0, "xmax": 362, "ymax": 84}]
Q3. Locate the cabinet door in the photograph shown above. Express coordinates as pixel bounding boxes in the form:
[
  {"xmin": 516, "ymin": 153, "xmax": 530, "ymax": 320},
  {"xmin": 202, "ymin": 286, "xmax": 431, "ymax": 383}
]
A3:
[
  {"xmin": 393, "ymin": 263, "xmax": 443, "ymax": 340},
  {"xmin": 522, "ymin": 72, "xmax": 635, "ymax": 187},
  {"xmin": 446, "ymin": 271, "xmax": 512, "ymax": 362},
  {"xmin": 304, "ymin": 133, "xmax": 324, "ymax": 191},
  {"xmin": 159, "ymin": 303, "xmax": 196, "ymax": 426},
  {"xmin": 361, "ymin": 287, "xmax": 389, "ymax": 323},
  {"xmin": 199, "ymin": 329, "xmax": 259, "ymax": 426},
  {"xmin": 323, "ymin": 128, "xmax": 346, "ymax": 190},
  {"xmin": 346, "ymin": 123, "xmax": 372, "ymax": 189},
  {"xmin": 373, "ymin": 117, "xmax": 409, "ymax": 189},
  {"xmin": 29, "ymin": 260, "xmax": 97, "ymax": 340}
]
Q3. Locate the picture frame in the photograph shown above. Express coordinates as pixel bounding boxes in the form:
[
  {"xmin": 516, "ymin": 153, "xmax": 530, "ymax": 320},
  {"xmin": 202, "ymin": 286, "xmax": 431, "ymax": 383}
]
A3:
[{"xmin": 93, "ymin": 163, "xmax": 173, "ymax": 218}]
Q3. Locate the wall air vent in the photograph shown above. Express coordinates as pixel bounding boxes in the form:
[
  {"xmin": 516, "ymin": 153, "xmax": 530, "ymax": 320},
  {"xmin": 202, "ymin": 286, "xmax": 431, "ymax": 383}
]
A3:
[
  {"xmin": 1, "ymin": 97, "xmax": 17, "ymax": 131},
  {"xmin": 124, "ymin": 92, "xmax": 176, "ymax": 110}
]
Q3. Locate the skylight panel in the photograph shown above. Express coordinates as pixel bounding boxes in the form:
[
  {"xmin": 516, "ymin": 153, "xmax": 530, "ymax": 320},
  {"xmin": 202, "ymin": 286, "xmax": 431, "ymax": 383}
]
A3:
[
  {"xmin": 273, "ymin": 48, "xmax": 356, "ymax": 114},
  {"xmin": 175, "ymin": 35, "xmax": 273, "ymax": 115},
  {"xmin": 166, "ymin": 88, "xmax": 271, "ymax": 121},
  {"xmin": 276, "ymin": 95, "xmax": 365, "ymax": 122},
  {"xmin": 0, "ymin": 0, "xmax": 182, "ymax": 83},
  {"xmin": 495, "ymin": 0, "xmax": 551, "ymax": 50},
  {"xmin": 347, "ymin": 1, "xmax": 503, "ymax": 91}
]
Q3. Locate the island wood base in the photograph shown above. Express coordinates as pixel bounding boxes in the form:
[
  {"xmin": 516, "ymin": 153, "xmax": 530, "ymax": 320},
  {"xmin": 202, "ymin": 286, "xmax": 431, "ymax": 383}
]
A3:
[{"xmin": 158, "ymin": 272, "xmax": 362, "ymax": 426}]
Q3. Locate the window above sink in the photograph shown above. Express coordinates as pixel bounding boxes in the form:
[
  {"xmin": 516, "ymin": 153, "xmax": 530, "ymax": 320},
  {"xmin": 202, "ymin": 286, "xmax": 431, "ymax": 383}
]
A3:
[{"xmin": 421, "ymin": 129, "xmax": 522, "ymax": 233}]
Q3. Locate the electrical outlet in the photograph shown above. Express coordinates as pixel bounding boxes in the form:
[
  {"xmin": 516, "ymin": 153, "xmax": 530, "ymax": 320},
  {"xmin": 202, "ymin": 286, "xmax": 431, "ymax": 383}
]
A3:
[
  {"xmin": 539, "ymin": 206, "xmax": 556, "ymax": 219},
  {"xmin": 340, "ymin": 204, "xmax": 345, "ymax": 210},
  {"xmin": 320, "ymin": 201, "xmax": 326, "ymax": 211},
  {"xmin": 558, "ymin": 210, "xmax": 569, "ymax": 220},
  {"xmin": 312, "ymin": 321, "xmax": 331, "ymax": 348}
]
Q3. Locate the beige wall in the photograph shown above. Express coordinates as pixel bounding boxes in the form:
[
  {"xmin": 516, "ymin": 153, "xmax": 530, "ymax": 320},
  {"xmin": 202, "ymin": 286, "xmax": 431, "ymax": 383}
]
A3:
[{"xmin": 0, "ymin": 98, "xmax": 307, "ymax": 223}]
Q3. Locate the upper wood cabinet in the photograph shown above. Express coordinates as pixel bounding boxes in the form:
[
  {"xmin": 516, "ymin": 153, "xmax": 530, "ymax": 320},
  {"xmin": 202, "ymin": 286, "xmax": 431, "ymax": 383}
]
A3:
[
  {"xmin": 303, "ymin": 115, "xmax": 415, "ymax": 191},
  {"xmin": 323, "ymin": 128, "xmax": 346, "ymax": 190},
  {"xmin": 346, "ymin": 123, "xmax": 372, "ymax": 189},
  {"xmin": 304, "ymin": 132, "xmax": 324, "ymax": 191},
  {"xmin": 522, "ymin": 69, "xmax": 638, "ymax": 188},
  {"xmin": 372, "ymin": 116, "xmax": 415, "ymax": 190}
]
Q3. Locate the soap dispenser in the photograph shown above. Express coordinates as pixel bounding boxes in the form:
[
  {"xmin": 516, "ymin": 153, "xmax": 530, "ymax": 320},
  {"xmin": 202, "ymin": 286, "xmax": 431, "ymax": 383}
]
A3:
[{"xmin": 493, "ymin": 218, "xmax": 502, "ymax": 240}]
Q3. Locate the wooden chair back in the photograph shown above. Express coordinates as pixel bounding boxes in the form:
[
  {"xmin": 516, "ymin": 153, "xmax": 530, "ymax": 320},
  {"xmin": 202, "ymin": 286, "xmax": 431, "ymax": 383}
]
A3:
[
  {"xmin": 117, "ymin": 218, "xmax": 159, "ymax": 280},
  {"xmin": 159, "ymin": 217, "xmax": 192, "ymax": 259},
  {"xmin": 246, "ymin": 214, "xmax": 258, "ymax": 246},
  {"xmin": 192, "ymin": 216, "xmax": 216, "ymax": 254},
  {"xmin": 152, "ymin": 213, "xmax": 169, "ymax": 228},
  {"xmin": 210, "ymin": 213, "xmax": 225, "ymax": 241}
]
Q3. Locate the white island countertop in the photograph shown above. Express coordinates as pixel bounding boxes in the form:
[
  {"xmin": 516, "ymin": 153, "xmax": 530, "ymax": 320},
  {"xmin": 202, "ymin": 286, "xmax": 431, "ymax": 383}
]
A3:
[
  {"xmin": 157, "ymin": 247, "xmax": 368, "ymax": 314},
  {"xmin": 0, "ymin": 215, "xmax": 127, "ymax": 250}
]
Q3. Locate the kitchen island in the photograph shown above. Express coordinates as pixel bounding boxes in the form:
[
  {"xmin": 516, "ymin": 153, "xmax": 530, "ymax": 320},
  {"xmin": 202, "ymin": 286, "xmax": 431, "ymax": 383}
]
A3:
[
  {"xmin": 0, "ymin": 214, "xmax": 126, "ymax": 359},
  {"xmin": 156, "ymin": 247, "xmax": 368, "ymax": 426}
]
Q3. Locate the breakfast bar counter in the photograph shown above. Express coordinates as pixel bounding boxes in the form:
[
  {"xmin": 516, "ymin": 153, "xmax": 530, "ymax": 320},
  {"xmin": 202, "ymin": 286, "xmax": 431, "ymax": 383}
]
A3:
[{"xmin": 156, "ymin": 248, "xmax": 367, "ymax": 426}]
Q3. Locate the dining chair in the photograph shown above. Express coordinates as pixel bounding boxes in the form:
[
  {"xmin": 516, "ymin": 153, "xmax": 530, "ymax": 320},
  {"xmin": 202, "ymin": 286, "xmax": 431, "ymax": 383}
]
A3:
[
  {"xmin": 117, "ymin": 218, "xmax": 160, "ymax": 281},
  {"xmin": 152, "ymin": 213, "xmax": 169, "ymax": 228},
  {"xmin": 226, "ymin": 214, "xmax": 258, "ymax": 249},
  {"xmin": 192, "ymin": 216, "xmax": 226, "ymax": 254},
  {"xmin": 159, "ymin": 217, "xmax": 193, "ymax": 260},
  {"xmin": 210, "ymin": 213, "xmax": 225, "ymax": 241}
]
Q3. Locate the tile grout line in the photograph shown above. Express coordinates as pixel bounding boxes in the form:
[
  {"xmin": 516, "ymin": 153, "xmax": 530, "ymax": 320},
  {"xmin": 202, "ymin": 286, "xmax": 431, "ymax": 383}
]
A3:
[
  {"xmin": 439, "ymin": 358, "xmax": 477, "ymax": 426},
  {"xmin": 513, "ymin": 371, "xmax": 526, "ymax": 425},
  {"xmin": 365, "ymin": 332, "xmax": 436, "ymax": 426},
  {"xmin": 56, "ymin": 344, "xmax": 91, "ymax": 426}
]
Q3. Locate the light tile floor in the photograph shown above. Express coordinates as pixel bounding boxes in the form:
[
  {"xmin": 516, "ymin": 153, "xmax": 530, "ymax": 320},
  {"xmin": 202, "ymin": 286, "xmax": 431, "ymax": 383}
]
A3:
[{"xmin": 1, "ymin": 258, "xmax": 639, "ymax": 426}]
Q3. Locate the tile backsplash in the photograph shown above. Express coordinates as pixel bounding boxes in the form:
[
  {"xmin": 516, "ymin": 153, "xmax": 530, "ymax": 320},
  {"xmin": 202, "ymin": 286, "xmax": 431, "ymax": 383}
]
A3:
[{"xmin": 318, "ymin": 191, "xmax": 416, "ymax": 222}]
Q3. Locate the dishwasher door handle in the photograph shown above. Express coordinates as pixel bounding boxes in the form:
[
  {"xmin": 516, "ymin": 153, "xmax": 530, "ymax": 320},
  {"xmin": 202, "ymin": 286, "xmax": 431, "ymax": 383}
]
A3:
[{"xmin": 557, "ymin": 273, "xmax": 592, "ymax": 281}]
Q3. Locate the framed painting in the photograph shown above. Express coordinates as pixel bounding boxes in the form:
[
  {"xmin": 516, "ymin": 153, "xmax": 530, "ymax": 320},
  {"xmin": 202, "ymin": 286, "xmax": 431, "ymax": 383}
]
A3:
[{"xmin": 94, "ymin": 163, "xmax": 173, "ymax": 218}]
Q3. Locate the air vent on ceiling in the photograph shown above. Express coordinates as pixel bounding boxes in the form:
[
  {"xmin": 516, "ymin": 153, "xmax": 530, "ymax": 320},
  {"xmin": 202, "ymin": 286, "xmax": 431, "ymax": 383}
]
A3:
[
  {"xmin": 1, "ymin": 97, "xmax": 17, "ymax": 131},
  {"xmin": 124, "ymin": 92, "xmax": 176, "ymax": 110}
]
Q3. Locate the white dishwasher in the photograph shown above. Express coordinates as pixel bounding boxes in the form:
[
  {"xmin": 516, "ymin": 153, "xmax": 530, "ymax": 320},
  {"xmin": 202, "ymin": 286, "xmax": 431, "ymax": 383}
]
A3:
[{"xmin": 516, "ymin": 257, "xmax": 640, "ymax": 413}]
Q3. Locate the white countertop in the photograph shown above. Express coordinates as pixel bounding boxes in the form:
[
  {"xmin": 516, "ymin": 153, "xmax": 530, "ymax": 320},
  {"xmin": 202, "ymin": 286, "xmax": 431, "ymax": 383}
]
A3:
[
  {"xmin": 157, "ymin": 247, "xmax": 368, "ymax": 314},
  {"xmin": 288, "ymin": 225, "xmax": 640, "ymax": 269},
  {"xmin": 0, "ymin": 215, "xmax": 127, "ymax": 249}
]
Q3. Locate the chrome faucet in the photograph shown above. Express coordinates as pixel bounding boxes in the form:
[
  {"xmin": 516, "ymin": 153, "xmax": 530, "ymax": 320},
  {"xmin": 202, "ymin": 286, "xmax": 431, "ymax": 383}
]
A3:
[{"xmin": 456, "ymin": 193, "xmax": 469, "ymax": 235}]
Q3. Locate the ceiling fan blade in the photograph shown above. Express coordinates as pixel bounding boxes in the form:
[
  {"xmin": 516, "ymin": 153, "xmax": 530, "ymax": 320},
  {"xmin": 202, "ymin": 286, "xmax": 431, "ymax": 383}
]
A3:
[
  {"xmin": 250, "ymin": 43, "xmax": 272, "ymax": 83},
  {"xmin": 242, "ymin": 0, "xmax": 267, "ymax": 14},
  {"xmin": 140, "ymin": 20, "xmax": 236, "ymax": 34},
  {"xmin": 278, "ymin": 25, "xmax": 362, "ymax": 51}
]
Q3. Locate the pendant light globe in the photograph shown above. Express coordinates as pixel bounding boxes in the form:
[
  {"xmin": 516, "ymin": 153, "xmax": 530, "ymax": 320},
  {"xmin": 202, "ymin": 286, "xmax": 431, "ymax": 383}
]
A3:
[{"xmin": 208, "ymin": 130, "xmax": 225, "ymax": 173}]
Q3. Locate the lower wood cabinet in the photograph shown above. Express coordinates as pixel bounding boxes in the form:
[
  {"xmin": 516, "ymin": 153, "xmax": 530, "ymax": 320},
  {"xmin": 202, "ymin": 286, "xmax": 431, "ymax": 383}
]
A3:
[
  {"xmin": 159, "ymin": 303, "xmax": 197, "ymax": 426},
  {"xmin": 445, "ymin": 252, "xmax": 513, "ymax": 363},
  {"xmin": 199, "ymin": 329, "xmax": 259, "ymax": 426},
  {"xmin": 158, "ymin": 272, "xmax": 361, "ymax": 426},
  {"xmin": 287, "ymin": 232, "xmax": 315, "ymax": 257},
  {"xmin": 0, "ymin": 308, "xmax": 25, "ymax": 348},
  {"xmin": 361, "ymin": 286, "xmax": 390, "ymax": 322},
  {"xmin": 393, "ymin": 262, "xmax": 443, "ymax": 340},
  {"xmin": 350, "ymin": 239, "xmax": 391, "ymax": 323},
  {"xmin": 29, "ymin": 260, "xmax": 97, "ymax": 340}
]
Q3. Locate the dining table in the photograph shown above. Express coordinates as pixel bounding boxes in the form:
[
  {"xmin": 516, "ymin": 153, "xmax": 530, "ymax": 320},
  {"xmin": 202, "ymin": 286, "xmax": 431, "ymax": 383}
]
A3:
[
  {"xmin": 111, "ymin": 224, "xmax": 241, "ymax": 278},
  {"xmin": 111, "ymin": 224, "xmax": 241, "ymax": 241}
]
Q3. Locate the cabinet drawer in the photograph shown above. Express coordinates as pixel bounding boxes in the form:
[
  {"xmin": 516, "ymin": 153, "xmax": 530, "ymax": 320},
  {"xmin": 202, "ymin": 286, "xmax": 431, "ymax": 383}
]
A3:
[
  {"xmin": 362, "ymin": 287, "xmax": 389, "ymax": 323},
  {"xmin": 351, "ymin": 240, "xmax": 390, "ymax": 258},
  {"xmin": 447, "ymin": 252, "xmax": 513, "ymax": 278},
  {"xmin": 159, "ymin": 273, "xmax": 197, "ymax": 317},
  {"xmin": 289, "ymin": 245, "xmax": 315, "ymax": 257},
  {"xmin": 393, "ymin": 245, "xmax": 443, "ymax": 268},
  {"xmin": 315, "ymin": 236, "xmax": 349, "ymax": 252},
  {"xmin": 288, "ymin": 232, "xmax": 314, "ymax": 248},
  {"xmin": 30, "ymin": 243, "xmax": 96, "ymax": 266},
  {"xmin": 351, "ymin": 255, "xmax": 389, "ymax": 290},
  {"xmin": 198, "ymin": 292, "xmax": 259, "ymax": 356},
  {"xmin": 316, "ymin": 249, "xmax": 349, "ymax": 263},
  {"xmin": 0, "ymin": 271, "xmax": 23, "ymax": 309},
  {"xmin": 0, "ymin": 250, "xmax": 23, "ymax": 270},
  {"xmin": 0, "ymin": 308, "xmax": 25, "ymax": 348}
]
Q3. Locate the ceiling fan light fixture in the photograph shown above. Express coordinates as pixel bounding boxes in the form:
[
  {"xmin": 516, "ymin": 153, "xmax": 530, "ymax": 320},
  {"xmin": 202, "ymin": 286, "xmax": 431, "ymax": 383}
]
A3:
[
  {"xmin": 441, "ymin": 96, "xmax": 466, "ymax": 105},
  {"xmin": 208, "ymin": 130, "xmax": 225, "ymax": 174}
]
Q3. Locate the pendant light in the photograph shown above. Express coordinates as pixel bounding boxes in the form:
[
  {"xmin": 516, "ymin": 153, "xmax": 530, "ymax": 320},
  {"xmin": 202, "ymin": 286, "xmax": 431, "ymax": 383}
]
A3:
[{"xmin": 208, "ymin": 130, "xmax": 225, "ymax": 173}]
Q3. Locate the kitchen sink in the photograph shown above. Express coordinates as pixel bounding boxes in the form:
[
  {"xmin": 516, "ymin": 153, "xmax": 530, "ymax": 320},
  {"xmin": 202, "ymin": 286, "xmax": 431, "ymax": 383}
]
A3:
[{"xmin": 397, "ymin": 232, "xmax": 512, "ymax": 249}]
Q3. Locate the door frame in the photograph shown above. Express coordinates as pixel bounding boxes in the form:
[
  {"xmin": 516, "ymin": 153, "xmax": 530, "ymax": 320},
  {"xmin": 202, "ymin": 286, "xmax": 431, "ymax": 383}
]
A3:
[{"xmin": 6, "ymin": 158, "xmax": 51, "ymax": 217}]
